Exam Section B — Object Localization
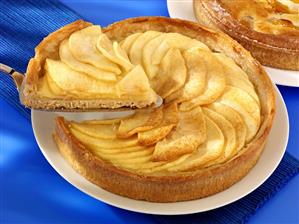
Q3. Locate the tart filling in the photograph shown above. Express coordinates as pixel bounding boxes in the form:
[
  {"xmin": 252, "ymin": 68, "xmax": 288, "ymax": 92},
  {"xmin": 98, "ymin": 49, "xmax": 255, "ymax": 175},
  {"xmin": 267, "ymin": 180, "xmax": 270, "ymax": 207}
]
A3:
[
  {"xmin": 52, "ymin": 17, "xmax": 275, "ymax": 202},
  {"xmin": 56, "ymin": 30, "xmax": 261, "ymax": 174}
]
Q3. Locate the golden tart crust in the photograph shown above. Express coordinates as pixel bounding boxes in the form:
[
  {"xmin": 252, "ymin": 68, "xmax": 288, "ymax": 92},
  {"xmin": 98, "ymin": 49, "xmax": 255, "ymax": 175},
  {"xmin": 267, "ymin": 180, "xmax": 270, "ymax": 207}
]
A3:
[
  {"xmin": 54, "ymin": 17, "xmax": 275, "ymax": 202},
  {"xmin": 193, "ymin": 0, "xmax": 299, "ymax": 70}
]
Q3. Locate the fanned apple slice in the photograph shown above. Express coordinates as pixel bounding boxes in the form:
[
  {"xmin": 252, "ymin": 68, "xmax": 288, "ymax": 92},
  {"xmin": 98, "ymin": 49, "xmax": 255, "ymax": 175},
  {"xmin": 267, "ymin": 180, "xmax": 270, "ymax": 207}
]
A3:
[
  {"xmin": 117, "ymin": 106, "xmax": 163, "ymax": 138},
  {"xmin": 102, "ymin": 154, "xmax": 153, "ymax": 165},
  {"xmin": 206, "ymin": 103, "xmax": 247, "ymax": 153},
  {"xmin": 151, "ymin": 39, "xmax": 170, "ymax": 66},
  {"xmin": 45, "ymin": 59, "xmax": 116, "ymax": 95},
  {"xmin": 152, "ymin": 106, "xmax": 206, "ymax": 161},
  {"xmin": 168, "ymin": 115, "xmax": 224, "ymax": 172},
  {"xmin": 151, "ymin": 48, "xmax": 187, "ymax": 98},
  {"xmin": 91, "ymin": 147, "xmax": 154, "ymax": 160},
  {"xmin": 37, "ymin": 76, "xmax": 53, "ymax": 97},
  {"xmin": 180, "ymin": 51, "xmax": 226, "ymax": 111},
  {"xmin": 94, "ymin": 145, "xmax": 151, "ymax": 154},
  {"xmin": 116, "ymin": 65, "xmax": 157, "ymax": 101},
  {"xmin": 218, "ymin": 86, "xmax": 261, "ymax": 142},
  {"xmin": 138, "ymin": 103, "xmax": 179, "ymax": 146},
  {"xmin": 165, "ymin": 50, "xmax": 207, "ymax": 103},
  {"xmin": 97, "ymin": 34, "xmax": 133, "ymax": 72},
  {"xmin": 70, "ymin": 122, "xmax": 119, "ymax": 140},
  {"xmin": 68, "ymin": 26, "xmax": 121, "ymax": 74},
  {"xmin": 151, "ymin": 33, "xmax": 210, "ymax": 65},
  {"xmin": 120, "ymin": 33, "xmax": 142, "ymax": 54},
  {"xmin": 81, "ymin": 119, "xmax": 121, "ymax": 125},
  {"xmin": 138, "ymin": 126, "xmax": 173, "ymax": 146},
  {"xmin": 213, "ymin": 53, "xmax": 250, "ymax": 81},
  {"xmin": 143, "ymin": 35, "xmax": 169, "ymax": 79},
  {"xmin": 45, "ymin": 72, "xmax": 66, "ymax": 96},
  {"xmin": 202, "ymin": 107, "xmax": 236, "ymax": 166},
  {"xmin": 59, "ymin": 39, "xmax": 117, "ymax": 82},
  {"xmin": 129, "ymin": 31, "xmax": 161, "ymax": 65},
  {"xmin": 71, "ymin": 127, "xmax": 138, "ymax": 148},
  {"xmin": 164, "ymin": 33, "xmax": 210, "ymax": 51},
  {"xmin": 214, "ymin": 53, "xmax": 259, "ymax": 103}
]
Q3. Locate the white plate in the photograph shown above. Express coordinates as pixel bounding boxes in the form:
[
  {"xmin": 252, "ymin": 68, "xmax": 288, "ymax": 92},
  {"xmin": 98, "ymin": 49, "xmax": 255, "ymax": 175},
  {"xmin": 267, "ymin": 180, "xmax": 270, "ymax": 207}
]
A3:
[
  {"xmin": 31, "ymin": 86, "xmax": 288, "ymax": 215},
  {"xmin": 167, "ymin": 0, "xmax": 299, "ymax": 87}
]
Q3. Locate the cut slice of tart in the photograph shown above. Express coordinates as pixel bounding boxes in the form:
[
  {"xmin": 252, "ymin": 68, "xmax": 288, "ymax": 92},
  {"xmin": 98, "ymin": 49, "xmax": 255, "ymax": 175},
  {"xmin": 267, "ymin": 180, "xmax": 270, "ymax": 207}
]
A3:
[
  {"xmin": 53, "ymin": 17, "xmax": 275, "ymax": 202},
  {"xmin": 19, "ymin": 20, "xmax": 158, "ymax": 111},
  {"xmin": 193, "ymin": 0, "xmax": 299, "ymax": 70}
]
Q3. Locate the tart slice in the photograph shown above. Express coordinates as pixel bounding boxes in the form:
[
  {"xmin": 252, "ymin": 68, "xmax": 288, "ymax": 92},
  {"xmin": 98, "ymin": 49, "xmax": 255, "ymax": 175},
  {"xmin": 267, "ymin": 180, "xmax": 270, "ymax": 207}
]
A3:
[
  {"xmin": 193, "ymin": 0, "xmax": 299, "ymax": 70},
  {"xmin": 53, "ymin": 17, "xmax": 275, "ymax": 202},
  {"xmin": 20, "ymin": 20, "xmax": 158, "ymax": 111}
]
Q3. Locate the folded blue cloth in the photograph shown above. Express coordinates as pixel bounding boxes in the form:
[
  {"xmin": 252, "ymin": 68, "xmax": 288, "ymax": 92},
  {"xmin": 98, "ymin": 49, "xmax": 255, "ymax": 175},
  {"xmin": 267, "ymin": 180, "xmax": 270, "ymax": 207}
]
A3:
[{"xmin": 0, "ymin": 1, "xmax": 298, "ymax": 223}]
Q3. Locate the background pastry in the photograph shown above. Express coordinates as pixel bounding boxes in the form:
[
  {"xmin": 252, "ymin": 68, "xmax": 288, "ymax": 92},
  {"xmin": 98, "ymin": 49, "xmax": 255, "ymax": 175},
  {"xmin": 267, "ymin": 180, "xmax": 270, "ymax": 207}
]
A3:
[{"xmin": 193, "ymin": 0, "xmax": 299, "ymax": 70}]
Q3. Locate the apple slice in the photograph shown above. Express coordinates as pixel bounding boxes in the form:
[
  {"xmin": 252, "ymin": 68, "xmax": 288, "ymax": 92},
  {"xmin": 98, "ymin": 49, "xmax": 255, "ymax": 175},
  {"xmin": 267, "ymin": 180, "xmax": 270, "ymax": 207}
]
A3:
[
  {"xmin": 213, "ymin": 53, "xmax": 250, "ymax": 80},
  {"xmin": 45, "ymin": 59, "xmax": 116, "ymax": 95},
  {"xmin": 180, "ymin": 51, "xmax": 226, "ymax": 111},
  {"xmin": 218, "ymin": 86, "xmax": 261, "ymax": 142},
  {"xmin": 143, "ymin": 35, "xmax": 169, "ymax": 79},
  {"xmin": 129, "ymin": 31, "xmax": 161, "ymax": 65},
  {"xmin": 93, "ymin": 145, "xmax": 151, "ymax": 154},
  {"xmin": 37, "ymin": 76, "xmax": 55, "ymax": 97},
  {"xmin": 168, "ymin": 115, "xmax": 224, "ymax": 172},
  {"xmin": 151, "ymin": 33, "xmax": 210, "ymax": 65},
  {"xmin": 202, "ymin": 107, "xmax": 236, "ymax": 166},
  {"xmin": 164, "ymin": 33, "xmax": 210, "ymax": 51},
  {"xmin": 96, "ymin": 34, "xmax": 133, "ymax": 72},
  {"xmin": 68, "ymin": 26, "xmax": 121, "ymax": 74},
  {"xmin": 206, "ymin": 102, "xmax": 247, "ymax": 153},
  {"xmin": 91, "ymin": 147, "xmax": 154, "ymax": 160},
  {"xmin": 117, "ymin": 106, "xmax": 163, "ymax": 138},
  {"xmin": 138, "ymin": 103, "xmax": 179, "ymax": 146},
  {"xmin": 71, "ymin": 127, "xmax": 139, "ymax": 149},
  {"xmin": 81, "ymin": 119, "xmax": 121, "ymax": 125},
  {"xmin": 70, "ymin": 122, "xmax": 119, "ymax": 140},
  {"xmin": 116, "ymin": 65, "xmax": 157, "ymax": 101},
  {"xmin": 151, "ymin": 48, "xmax": 187, "ymax": 98},
  {"xmin": 45, "ymin": 72, "xmax": 65, "ymax": 96},
  {"xmin": 152, "ymin": 106, "xmax": 206, "ymax": 161},
  {"xmin": 59, "ymin": 39, "xmax": 117, "ymax": 82},
  {"xmin": 151, "ymin": 39, "xmax": 170, "ymax": 66},
  {"xmin": 120, "ymin": 33, "xmax": 142, "ymax": 54},
  {"xmin": 214, "ymin": 53, "xmax": 259, "ymax": 103},
  {"xmin": 165, "ymin": 50, "xmax": 207, "ymax": 103}
]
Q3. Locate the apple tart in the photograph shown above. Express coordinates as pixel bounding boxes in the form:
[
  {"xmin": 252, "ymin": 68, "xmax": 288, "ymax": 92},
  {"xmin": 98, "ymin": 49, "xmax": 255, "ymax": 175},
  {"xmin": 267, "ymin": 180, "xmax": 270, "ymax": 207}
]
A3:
[
  {"xmin": 193, "ymin": 0, "xmax": 299, "ymax": 70},
  {"xmin": 20, "ymin": 20, "xmax": 158, "ymax": 111},
  {"xmin": 54, "ymin": 17, "xmax": 275, "ymax": 202}
]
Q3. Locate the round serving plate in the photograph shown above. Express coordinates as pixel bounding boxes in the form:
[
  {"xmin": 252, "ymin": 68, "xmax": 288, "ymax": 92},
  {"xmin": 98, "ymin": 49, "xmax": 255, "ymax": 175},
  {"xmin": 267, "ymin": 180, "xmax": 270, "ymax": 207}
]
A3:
[
  {"xmin": 31, "ymin": 85, "xmax": 288, "ymax": 215},
  {"xmin": 167, "ymin": 0, "xmax": 299, "ymax": 87}
]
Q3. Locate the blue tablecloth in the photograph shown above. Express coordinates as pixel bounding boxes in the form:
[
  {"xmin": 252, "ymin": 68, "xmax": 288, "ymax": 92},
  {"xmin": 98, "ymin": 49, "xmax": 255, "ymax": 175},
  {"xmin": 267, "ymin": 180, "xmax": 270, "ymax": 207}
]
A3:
[{"xmin": 0, "ymin": 0, "xmax": 299, "ymax": 223}]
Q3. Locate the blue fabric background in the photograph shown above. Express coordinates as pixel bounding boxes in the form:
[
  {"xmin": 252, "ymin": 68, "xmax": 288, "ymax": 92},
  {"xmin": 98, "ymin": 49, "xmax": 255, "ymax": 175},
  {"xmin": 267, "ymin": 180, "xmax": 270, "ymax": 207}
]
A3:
[{"xmin": 0, "ymin": 0, "xmax": 299, "ymax": 223}]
